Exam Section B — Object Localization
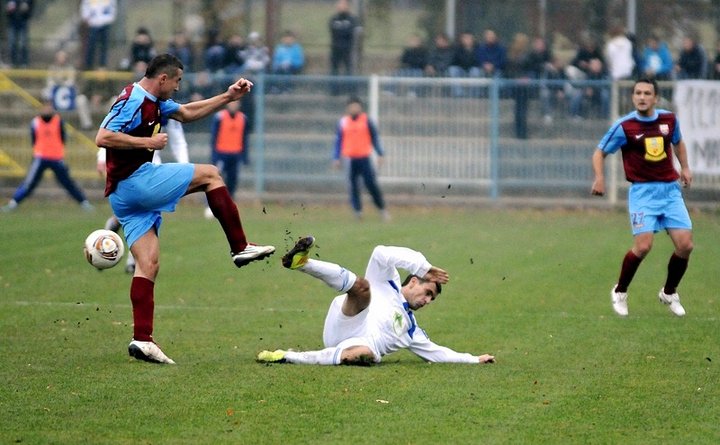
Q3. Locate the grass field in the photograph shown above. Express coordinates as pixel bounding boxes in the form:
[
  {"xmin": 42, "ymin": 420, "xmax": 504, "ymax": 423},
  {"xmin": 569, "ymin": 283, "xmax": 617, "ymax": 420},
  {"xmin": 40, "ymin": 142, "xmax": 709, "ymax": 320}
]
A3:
[{"xmin": 1, "ymin": 199, "xmax": 719, "ymax": 444}]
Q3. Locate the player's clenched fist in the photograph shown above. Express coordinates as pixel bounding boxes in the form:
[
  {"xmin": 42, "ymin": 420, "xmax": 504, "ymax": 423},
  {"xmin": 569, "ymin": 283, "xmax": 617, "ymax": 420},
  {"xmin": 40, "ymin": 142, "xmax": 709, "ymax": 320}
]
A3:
[
  {"xmin": 147, "ymin": 133, "xmax": 168, "ymax": 150},
  {"xmin": 228, "ymin": 78, "xmax": 254, "ymax": 99}
]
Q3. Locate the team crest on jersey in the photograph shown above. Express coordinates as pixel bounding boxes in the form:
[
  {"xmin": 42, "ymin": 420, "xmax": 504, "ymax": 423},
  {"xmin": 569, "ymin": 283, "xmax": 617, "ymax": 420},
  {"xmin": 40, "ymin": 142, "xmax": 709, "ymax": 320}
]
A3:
[
  {"xmin": 392, "ymin": 311, "xmax": 405, "ymax": 336},
  {"xmin": 659, "ymin": 124, "xmax": 669, "ymax": 135},
  {"xmin": 644, "ymin": 137, "xmax": 666, "ymax": 162}
]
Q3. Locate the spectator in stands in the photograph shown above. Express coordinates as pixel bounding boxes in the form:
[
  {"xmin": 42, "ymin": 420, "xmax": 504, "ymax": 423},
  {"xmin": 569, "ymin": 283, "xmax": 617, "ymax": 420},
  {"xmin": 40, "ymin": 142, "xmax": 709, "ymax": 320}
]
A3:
[
  {"xmin": 475, "ymin": 29, "xmax": 506, "ymax": 78},
  {"xmin": 81, "ymin": 0, "xmax": 116, "ymax": 69},
  {"xmin": 272, "ymin": 30, "xmax": 304, "ymax": 75},
  {"xmin": 424, "ymin": 32, "xmax": 453, "ymax": 78},
  {"xmin": 1, "ymin": 100, "xmax": 93, "ymax": 213},
  {"xmin": 187, "ymin": 70, "xmax": 216, "ymax": 102},
  {"xmin": 397, "ymin": 34, "xmax": 427, "ymax": 77},
  {"xmin": 675, "ymin": 35, "xmax": 708, "ymax": 79},
  {"xmin": 540, "ymin": 55, "xmax": 569, "ymax": 123},
  {"xmin": 641, "ymin": 35, "xmax": 673, "ymax": 80},
  {"xmin": 167, "ymin": 32, "xmax": 195, "ymax": 72},
  {"xmin": 712, "ymin": 40, "xmax": 720, "ymax": 80},
  {"xmin": 5, "ymin": 0, "xmax": 33, "ymax": 67},
  {"xmin": 604, "ymin": 25, "xmax": 635, "ymax": 81},
  {"xmin": 203, "ymin": 28, "xmax": 227, "ymax": 73},
  {"xmin": 525, "ymin": 35, "xmax": 557, "ymax": 123},
  {"xmin": 448, "ymin": 32, "xmax": 480, "ymax": 96},
  {"xmin": 43, "ymin": 49, "xmax": 93, "ymax": 130},
  {"xmin": 241, "ymin": 31, "xmax": 270, "ymax": 75},
  {"xmin": 329, "ymin": 0, "xmax": 361, "ymax": 77},
  {"xmin": 505, "ymin": 33, "xmax": 532, "ymax": 139},
  {"xmin": 333, "ymin": 97, "xmax": 389, "ymax": 222},
  {"xmin": 570, "ymin": 57, "xmax": 609, "ymax": 119},
  {"xmin": 571, "ymin": 34, "xmax": 604, "ymax": 76},
  {"xmin": 128, "ymin": 27, "xmax": 157, "ymax": 67},
  {"xmin": 223, "ymin": 34, "xmax": 246, "ymax": 74},
  {"xmin": 84, "ymin": 66, "xmax": 117, "ymax": 111}
]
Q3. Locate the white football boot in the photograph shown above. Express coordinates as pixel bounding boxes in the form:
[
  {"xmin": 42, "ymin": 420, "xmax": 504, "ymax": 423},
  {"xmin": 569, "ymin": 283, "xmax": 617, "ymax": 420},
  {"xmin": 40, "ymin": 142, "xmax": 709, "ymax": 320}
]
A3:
[
  {"xmin": 658, "ymin": 288, "xmax": 686, "ymax": 317},
  {"xmin": 611, "ymin": 285, "xmax": 629, "ymax": 316},
  {"xmin": 128, "ymin": 340, "xmax": 176, "ymax": 364},
  {"xmin": 232, "ymin": 244, "xmax": 276, "ymax": 268}
]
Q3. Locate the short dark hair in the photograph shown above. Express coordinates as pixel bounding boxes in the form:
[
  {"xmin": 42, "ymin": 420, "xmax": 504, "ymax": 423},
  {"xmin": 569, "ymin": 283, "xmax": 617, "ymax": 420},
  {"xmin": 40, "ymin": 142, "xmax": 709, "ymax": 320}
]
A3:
[
  {"xmin": 401, "ymin": 274, "xmax": 442, "ymax": 297},
  {"xmin": 145, "ymin": 54, "xmax": 184, "ymax": 79},
  {"xmin": 634, "ymin": 77, "xmax": 658, "ymax": 95},
  {"xmin": 346, "ymin": 96, "xmax": 363, "ymax": 107}
]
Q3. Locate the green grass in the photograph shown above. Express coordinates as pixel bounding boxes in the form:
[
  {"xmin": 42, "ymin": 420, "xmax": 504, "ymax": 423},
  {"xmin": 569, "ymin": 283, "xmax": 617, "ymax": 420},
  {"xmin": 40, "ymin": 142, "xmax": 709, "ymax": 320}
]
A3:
[{"xmin": 1, "ymin": 200, "xmax": 719, "ymax": 444}]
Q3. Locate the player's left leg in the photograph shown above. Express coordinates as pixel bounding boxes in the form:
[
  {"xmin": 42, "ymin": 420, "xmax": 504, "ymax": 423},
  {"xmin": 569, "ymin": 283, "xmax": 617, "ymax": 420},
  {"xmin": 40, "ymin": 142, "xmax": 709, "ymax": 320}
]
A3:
[
  {"xmin": 657, "ymin": 187, "xmax": 693, "ymax": 316},
  {"xmin": 257, "ymin": 345, "xmax": 376, "ymax": 366},
  {"xmin": 187, "ymin": 164, "xmax": 274, "ymax": 267},
  {"xmin": 49, "ymin": 161, "xmax": 93, "ymax": 210},
  {"xmin": 358, "ymin": 157, "xmax": 389, "ymax": 220}
]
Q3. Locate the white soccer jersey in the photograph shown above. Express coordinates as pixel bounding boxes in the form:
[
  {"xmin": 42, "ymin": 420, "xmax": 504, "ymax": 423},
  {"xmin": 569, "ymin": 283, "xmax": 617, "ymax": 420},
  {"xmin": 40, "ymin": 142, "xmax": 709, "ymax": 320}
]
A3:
[{"xmin": 361, "ymin": 246, "xmax": 480, "ymax": 363}]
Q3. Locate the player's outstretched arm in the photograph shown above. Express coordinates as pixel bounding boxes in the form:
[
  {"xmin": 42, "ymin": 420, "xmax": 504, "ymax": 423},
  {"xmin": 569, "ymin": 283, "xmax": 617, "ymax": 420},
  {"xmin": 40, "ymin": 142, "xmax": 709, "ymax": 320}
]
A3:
[
  {"xmin": 173, "ymin": 78, "xmax": 253, "ymax": 123},
  {"xmin": 95, "ymin": 128, "xmax": 167, "ymax": 151},
  {"xmin": 478, "ymin": 354, "xmax": 496, "ymax": 364}
]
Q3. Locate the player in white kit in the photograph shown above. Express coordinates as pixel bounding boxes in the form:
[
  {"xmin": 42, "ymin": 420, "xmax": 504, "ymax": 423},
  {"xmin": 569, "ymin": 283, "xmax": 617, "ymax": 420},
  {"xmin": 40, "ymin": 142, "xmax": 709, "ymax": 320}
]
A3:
[{"xmin": 257, "ymin": 236, "xmax": 495, "ymax": 366}]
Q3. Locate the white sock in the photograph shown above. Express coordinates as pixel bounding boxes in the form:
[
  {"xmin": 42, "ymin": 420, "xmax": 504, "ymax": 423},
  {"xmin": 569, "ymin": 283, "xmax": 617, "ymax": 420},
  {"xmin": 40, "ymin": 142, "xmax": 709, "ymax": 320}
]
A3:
[
  {"xmin": 298, "ymin": 259, "xmax": 356, "ymax": 293},
  {"xmin": 126, "ymin": 251, "xmax": 135, "ymax": 267},
  {"xmin": 285, "ymin": 347, "xmax": 342, "ymax": 365}
]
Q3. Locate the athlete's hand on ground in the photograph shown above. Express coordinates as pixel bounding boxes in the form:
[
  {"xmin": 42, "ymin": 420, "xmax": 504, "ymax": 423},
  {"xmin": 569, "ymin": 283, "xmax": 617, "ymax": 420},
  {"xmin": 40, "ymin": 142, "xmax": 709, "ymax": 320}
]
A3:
[
  {"xmin": 591, "ymin": 178, "xmax": 605, "ymax": 196},
  {"xmin": 147, "ymin": 133, "xmax": 168, "ymax": 150},
  {"xmin": 227, "ymin": 78, "xmax": 253, "ymax": 100},
  {"xmin": 478, "ymin": 354, "xmax": 495, "ymax": 364},
  {"xmin": 424, "ymin": 266, "xmax": 449, "ymax": 284}
]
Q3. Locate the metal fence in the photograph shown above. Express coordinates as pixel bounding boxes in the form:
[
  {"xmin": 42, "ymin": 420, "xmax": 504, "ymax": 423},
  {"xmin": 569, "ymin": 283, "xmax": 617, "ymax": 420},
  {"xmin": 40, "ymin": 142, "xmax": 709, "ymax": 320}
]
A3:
[{"xmin": 1, "ymin": 70, "xmax": 718, "ymax": 206}]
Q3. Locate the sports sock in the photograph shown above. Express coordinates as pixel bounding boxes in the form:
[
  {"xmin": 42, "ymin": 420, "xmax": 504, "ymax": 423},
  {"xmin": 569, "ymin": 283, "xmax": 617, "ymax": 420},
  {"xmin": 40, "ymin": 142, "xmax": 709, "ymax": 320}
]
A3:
[
  {"xmin": 206, "ymin": 186, "xmax": 247, "ymax": 253},
  {"xmin": 663, "ymin": 253, "xmax": 689, "ymax": 295},
  {"xmin": 130, "ymin": 277, "xmax": 155, "ymax": 342},
  {"xmin": 285, "ymin": 347, "xmax": 342, "ymax": 365},
  {"xmin": 298, "ymin": 259, "xmax": 357, "ymax": 293},
  {"xmin": 104, "ymin": 216, "xmax": 121, "ymax": 232},
  {"xmin": 616, "ymin": 250, "xmax": 643, "ymax": 293}
]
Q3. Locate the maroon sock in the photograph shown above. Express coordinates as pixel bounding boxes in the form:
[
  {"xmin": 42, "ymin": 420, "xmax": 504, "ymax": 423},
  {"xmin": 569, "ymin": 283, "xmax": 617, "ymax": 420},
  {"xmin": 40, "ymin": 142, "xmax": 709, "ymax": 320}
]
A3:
[
  {"xmin": 206, "ymin": 186, "xmax": 248, "ymax": 253},
  {"xmin": 130, "ymin": 277, "xmax": 155, "ymax": 342},
  {"xmin": 663, "ymin": 253, "xmax": 689, "ymax": 294},
  {"xmin": 616, "ymin": 250, "xmax": 643, "ymax": 293}
]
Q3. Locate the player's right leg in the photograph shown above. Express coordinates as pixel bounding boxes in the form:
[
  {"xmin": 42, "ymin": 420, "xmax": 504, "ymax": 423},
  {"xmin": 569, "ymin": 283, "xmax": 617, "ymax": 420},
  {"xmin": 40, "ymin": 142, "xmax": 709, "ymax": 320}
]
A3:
[
  {"xmin": 126, "ymin": 229, "xmax": 175, "ymax": 364},
  {"xmin": 188, "ymin": 164, "xmax": 274, "ymax": 267},
  {"xmin": 256, "ymin": 345, "xmax": 376, "ymax": 366},
  {"xmin": 282, "ymin": 236, "xmax": 357, "ymax": 295},
  {"xmin": 2, "ymin": 158, "xmax": 45, "ymax": 211}
]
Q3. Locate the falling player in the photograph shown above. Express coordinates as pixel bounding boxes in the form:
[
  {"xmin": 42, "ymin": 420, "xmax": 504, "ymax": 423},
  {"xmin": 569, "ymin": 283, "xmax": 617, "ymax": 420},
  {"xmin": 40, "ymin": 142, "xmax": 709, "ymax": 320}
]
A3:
[{"xmin": 257, "ymin": 236, "xmax": 495, "ymax": 366}]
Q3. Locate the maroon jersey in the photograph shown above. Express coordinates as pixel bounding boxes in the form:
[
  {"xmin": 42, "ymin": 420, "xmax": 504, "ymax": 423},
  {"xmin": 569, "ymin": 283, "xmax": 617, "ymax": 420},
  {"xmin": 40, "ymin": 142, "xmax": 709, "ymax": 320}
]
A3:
[
  {"xmin": 598, "ymin": 110, "xmax": 682, "ymax": 183},
  {"xmin": 99, "ymin": 83, "xmax": 180, "ymax": 195}
]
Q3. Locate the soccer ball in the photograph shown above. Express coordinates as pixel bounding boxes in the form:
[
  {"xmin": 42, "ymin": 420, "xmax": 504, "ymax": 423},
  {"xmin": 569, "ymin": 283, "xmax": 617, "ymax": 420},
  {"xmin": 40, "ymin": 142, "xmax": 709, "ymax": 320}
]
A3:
[{"xmin": 84, "ymin": 229, "xmax": 125, "ymax": 270}]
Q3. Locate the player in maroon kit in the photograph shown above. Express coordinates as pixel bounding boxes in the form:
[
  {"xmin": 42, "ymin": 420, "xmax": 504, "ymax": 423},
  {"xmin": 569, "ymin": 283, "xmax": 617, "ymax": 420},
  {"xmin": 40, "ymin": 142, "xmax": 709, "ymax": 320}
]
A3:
[
  {"xmin": 591, "ymin": 78, "xmax": 693, "ymax": 317},
  {"xmin": 96, "ymin": 54, "xmax": 275, "ymax": 364}
]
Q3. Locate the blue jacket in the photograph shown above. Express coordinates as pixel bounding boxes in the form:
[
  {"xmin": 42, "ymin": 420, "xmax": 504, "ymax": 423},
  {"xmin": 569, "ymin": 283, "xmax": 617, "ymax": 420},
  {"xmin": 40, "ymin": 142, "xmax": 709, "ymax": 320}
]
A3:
[
  {"xmin": 272, "ymin": 43, "xmax": 304, "ymax": 72},
  {"xmin": 642, "ymin": 43, "xmax": 673, "ymax": 76}
]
